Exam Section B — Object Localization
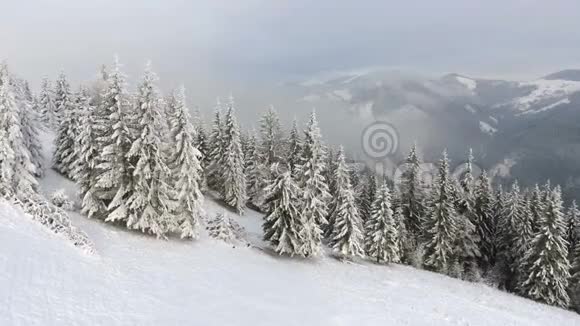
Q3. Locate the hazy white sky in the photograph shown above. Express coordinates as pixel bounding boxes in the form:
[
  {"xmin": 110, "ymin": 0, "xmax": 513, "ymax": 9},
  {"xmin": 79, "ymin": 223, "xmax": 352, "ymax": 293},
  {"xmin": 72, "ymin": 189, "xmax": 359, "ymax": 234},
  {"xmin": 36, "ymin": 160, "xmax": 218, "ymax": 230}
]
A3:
[{"xmin": 3, "ymin": 0, "xmax": 580, "ymax": 87}]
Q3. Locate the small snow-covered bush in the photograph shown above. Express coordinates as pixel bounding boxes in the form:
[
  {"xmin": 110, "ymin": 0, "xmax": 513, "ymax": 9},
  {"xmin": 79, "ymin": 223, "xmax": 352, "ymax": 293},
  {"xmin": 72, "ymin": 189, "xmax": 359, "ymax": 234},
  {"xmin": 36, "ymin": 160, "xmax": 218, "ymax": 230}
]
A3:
[
  {"xmin": 50, "ymin": 189, "xmax": 74, "ymax": 211},
  {"xmin": 206, "ymin": 212, "xmax": 246, "ymax": 243},
  {"xmin": 11, "ymin": 193, "xmax": 96, "ymax": 254}
]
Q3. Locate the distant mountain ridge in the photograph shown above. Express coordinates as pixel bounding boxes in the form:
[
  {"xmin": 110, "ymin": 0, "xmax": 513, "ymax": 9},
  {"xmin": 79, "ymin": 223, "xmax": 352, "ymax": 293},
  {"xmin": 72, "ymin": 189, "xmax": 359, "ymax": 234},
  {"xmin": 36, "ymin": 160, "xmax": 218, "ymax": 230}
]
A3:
[
  {"xmin": 287, "ymin": 68, "xmax": 580, "ymax": 200},
  {"xmin": 543, "ymin": 69, "xmax": 580, "ymax": 82}
]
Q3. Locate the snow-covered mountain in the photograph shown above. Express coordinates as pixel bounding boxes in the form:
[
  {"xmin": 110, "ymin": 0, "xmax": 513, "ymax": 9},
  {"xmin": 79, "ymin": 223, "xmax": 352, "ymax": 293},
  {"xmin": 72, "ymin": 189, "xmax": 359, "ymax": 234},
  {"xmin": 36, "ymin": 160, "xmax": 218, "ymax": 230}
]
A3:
[{"xmin": 287, "ymin": 68, "xmax": 580, "ymax": 200}]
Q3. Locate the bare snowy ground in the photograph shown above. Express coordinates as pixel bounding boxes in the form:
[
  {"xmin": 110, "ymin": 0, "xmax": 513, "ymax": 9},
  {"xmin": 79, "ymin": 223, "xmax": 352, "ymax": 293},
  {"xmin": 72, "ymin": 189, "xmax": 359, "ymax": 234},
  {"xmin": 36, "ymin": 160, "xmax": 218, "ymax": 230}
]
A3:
[{"xmin": 1, "ymin": 134, "xmax": 579, "ymax": 325}]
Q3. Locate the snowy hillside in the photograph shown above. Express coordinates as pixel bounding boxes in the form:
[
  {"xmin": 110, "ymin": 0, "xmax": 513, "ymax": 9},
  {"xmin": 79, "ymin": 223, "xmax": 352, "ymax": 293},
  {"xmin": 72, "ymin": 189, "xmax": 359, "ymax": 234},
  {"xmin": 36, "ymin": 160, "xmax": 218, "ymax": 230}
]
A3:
[{"xmin": 0, "ymin": 169, "xmax": 578, "ymax": 325}]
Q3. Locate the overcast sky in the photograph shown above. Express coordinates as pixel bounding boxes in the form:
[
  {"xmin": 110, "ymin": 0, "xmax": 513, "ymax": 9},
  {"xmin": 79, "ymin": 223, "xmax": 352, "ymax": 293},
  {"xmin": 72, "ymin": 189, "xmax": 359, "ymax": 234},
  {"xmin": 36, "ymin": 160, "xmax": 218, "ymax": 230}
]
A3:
[{"xmin": 3, "ymin": 0, "xmax": 580, "ymax": 88}]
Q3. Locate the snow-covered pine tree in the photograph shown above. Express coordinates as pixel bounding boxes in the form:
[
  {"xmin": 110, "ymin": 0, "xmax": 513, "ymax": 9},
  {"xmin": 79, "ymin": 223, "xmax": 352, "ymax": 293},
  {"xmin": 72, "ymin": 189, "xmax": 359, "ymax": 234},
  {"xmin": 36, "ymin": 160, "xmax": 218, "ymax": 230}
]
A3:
[
  {"xmin": 259, "ymin": 106, "xmax": 282, "ymax": 165},
  {"xmin": 514, "ymin": 190, "xmax": 535, "ymax": 291},
  {"xmin": 74, "ymin": 87, "xmax": 101, "ymax": 218},
  {"xmin": 0, "ymin": 68, "xmax": 17, "ymax": 197},
  {"xmin": 349, "ymin": 167, "xmax": 361, "ymax": 195},
  {"xmin": 65, "ymin": 88, "xmax": 89, "ymax": 180},
  {"xmin": 325, "ymin": 146, "xmax": 337, "ymax": 198},
  {"xmin": 38, "ymin": 77, "xmax": 55, "ymax": 128},
  {"xmin": 570, "ymin": 201, "xmax": 580, "ymax": 311},
  {"xmin": 262, "ymin": 165, "xmax": 304, "ymax": 256},
  {"xmin": 219, "ymin": 96, "xmax": 247, "ymax": 214},
  {"xmin": 90, "ymin": 58, "xmax": 134, "ymax": 220},
  {"xmin": 12, "ymin": 78, "xmax": 43, "ymax": 177},
  {"xmin": 125, "ymin": 64, "xmax": 175, "ymax": 237},
  {"xmin": 358, "ymin": 171, "xmax": 377, "ymax": 224},
  {"xmin": 245, "ymin": 130, "xmax": 267, "ymax": 210},
  {"xmin": 53, "ymin": 72, "xmax": 73, "ymax": 127},
  {"xmin": 207, "ymin": 212, "xmax": 239, "ymax": 243},
  {"xmin": 521, "ymin": 186, "xmax": 570, "ymax": 308},
  {"xmin": 0, "ymin": 65, "xmax": 37, "ymax": 197},
  {"xmin": 294, "ymin": 110, "xmax": 331, "ymax": 257},
  {"xmin": 453, "ymin": 150, "xmax": 481, "ymax": 279},
  {"xmin": 364, "ymin": 182, "xmax": 400, "ymax": 264},
  {"xmin": 167, "ymin": 87, "xmax": 205, "ymax": 239},
  {"xmin": 206, "ymin": 100, "xmax": 224, "ymax": 192},
  {"xmin": 189, "ymin": 109, "xmax": 209, "ymax": 190},
  {"xmin": 392, "ymin": 194, "xmax": 411, "ymax": 264},
  {"xmin": 328, "ymin": 146, "xmax": 364, "ymax": 258},
  {"xmin": 191, "ymin": 109, "xmax": 208, "ymax": 159},
  {"xmin": 567, "ymin": 201, "xmax": 580, "ymax": 257},
  {"xmin": 399, "ymin": 144, "xmax": 426, "ymax": 238},
  {"xmin": 87, "ymin": 64, "xmax": 109, "ymax": 108},
  {"xmin": 496, "ymin": 181, "xmax": 524, "ymax": 289},
  {"xmin": 423, "ymin": 151, "xmax": 460, "ymax": 274},
  {"xmin": 529, "ymin": 184, "xmax": 546, "ymax": 235},
  {"xmin": 473, "ymin": 171, "xmax": 496, "ymax": 270},
  {"xmin": 286, "ymin": 118, "xmax": 302, "ymax": 172},
  {"xmin": 52, "ymin": 73, "xmax": 78, "ymax": 178},
  {"xmin": 496, "ymin": 181, "xmax": 534, "ymax": 291}
]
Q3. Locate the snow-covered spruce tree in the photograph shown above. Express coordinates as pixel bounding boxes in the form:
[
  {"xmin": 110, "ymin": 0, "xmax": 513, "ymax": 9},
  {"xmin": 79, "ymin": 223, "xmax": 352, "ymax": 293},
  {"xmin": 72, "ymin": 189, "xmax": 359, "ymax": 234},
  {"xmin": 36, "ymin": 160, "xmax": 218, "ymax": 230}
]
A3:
[
  {"xmin": 207, "ymin": 212, "xmax": 239, "ymax": 243},
  {"xmin": 27, "ymin": 99, "xmax": 44, "ymax": 176},
  {"xmin": 358, "ymin": 171, "xmax": 378, "ymax": 223},
  {"xmin": 364, "ymin": 182, "xmax": 400, "ymax": 264},
  {"xmin": 245, "ymin": 131, "xmax": 267, "ymax": 209},
  {"xmin": 497, "ymin": 181, "xmax": 534, "ymax": 291},
  {"xmin": 521, "ymin": 187, "xmax": 570, "ymax": 308},
  {"xmin": 125, "ymin": 64, "xmax": 175, "ymax": 237},
  {"xmin": 453, "ymin": 150, "xmax": 481, "ymax": 279},
  {"xmin": 325, "ymin": 146, "xmax": 337, "ymax": 198},
  {"xmin": 206, "ymin": 100, "xmax": 225, "ymax": 192},
  {"xmin": 567, "ymin": 201, "xmax": 580, "ymax": 257},
  {"xmin": 0, "ymin": 67, "xmax": 18, "ymax": 197},
  {"xmin": 488, "ymin": 185, "xmax": 509, "ymax": 285},
  {"xmin": 74, "ymin": 87, "xmax": 100, "ymax": 212},
  {"xmin": 328, "ymin": 147, "xmax": 364, "ymax": 258},
  {"xmin": 392, "ymin": 194, "xmax": 412, "ymax": 264},
  {"xmin": 294, "ymin": 110, "xmax": 331, "ymax": 257},
  {"xmin": 167, "ymin": 87, "xmax": 205, "ymax": 239},
  {"xmin": 529, "ymin": 184, "xmax": 546, "ymax": 235},
  {"xmin": 12, "ymin": 78, "xmax": 43, "ymax": 176},
  {"xmin": 52, "ymin": 73, "xmax": 78, "ymax": 178},
  {"xmin": 286, "ymin": 117, "xmax": 302, "ymax": 172},
  {"xmin": 53, "ymin": 72, "xmax": 73, "ymax": 127},
  {"xmin": 262, "ymin": 165, "xmax": 304, "ymax": 256},
  {"xmin": 219, "ymin": 97, "xmax": 247, "ymax": 214},
  {"xmin": 514, "ymin": 191, "xmax": 535, "ymax": 291},
  {"xmin": 399, "ymin": 143, "xmax": 426, "ymax": 238},
  {"xmin": 495, "ymin": 181, "xmax": 524, "ymax": 289},
  {"xmin": 324, "ymin": 148, "xmax": 339, "ymax": 236},
  {"xmin": 87, "ymin": 64, "xmax": 109, "ymax": 108},
  {"xmin": 473, "ymin": 171, "xmax": 496, "ymax": 271},
  {"xmin": 89, "ymin": 58, "xmax": 134, "ymax": 220},
  {"xmin": 422, "ymin": 151, "xmax": 460, "ymax": 274},
  {"xmin": 192, "ymin": 109, "xmax": 210, "ymax": 171},
  {"xmin": 259, "ymin": 106, "xmax": 282, "ymax": 165},
  {"xmin": 570, "ymin": 202, "xmax": 580, "ymax": 311},
  {"xmin": 66, "ymin": 88, "xmax": 92, "ymax": 179},
  {"xmin": 38, "ymin": 77, "xmax": 55, "ymax": 128},
  {"xmin": 0, "ymin": 65, "xmax": 38, "ymax": 197}
]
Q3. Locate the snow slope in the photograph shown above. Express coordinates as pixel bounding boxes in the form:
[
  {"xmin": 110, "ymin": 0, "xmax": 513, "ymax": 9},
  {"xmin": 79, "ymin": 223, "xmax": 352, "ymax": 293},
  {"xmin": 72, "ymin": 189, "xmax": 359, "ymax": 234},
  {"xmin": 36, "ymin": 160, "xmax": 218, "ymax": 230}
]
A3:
[
  {"xmin": 513, "ymin": 79, "xmax": 580, "ymax": 111},
  {"xmin": 1, "ymin": 135, "xmax": 579, "ymax": 325},
  {"xmin": 455, "ymin": 75, "xmax": 477, "ymax": 91}
]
